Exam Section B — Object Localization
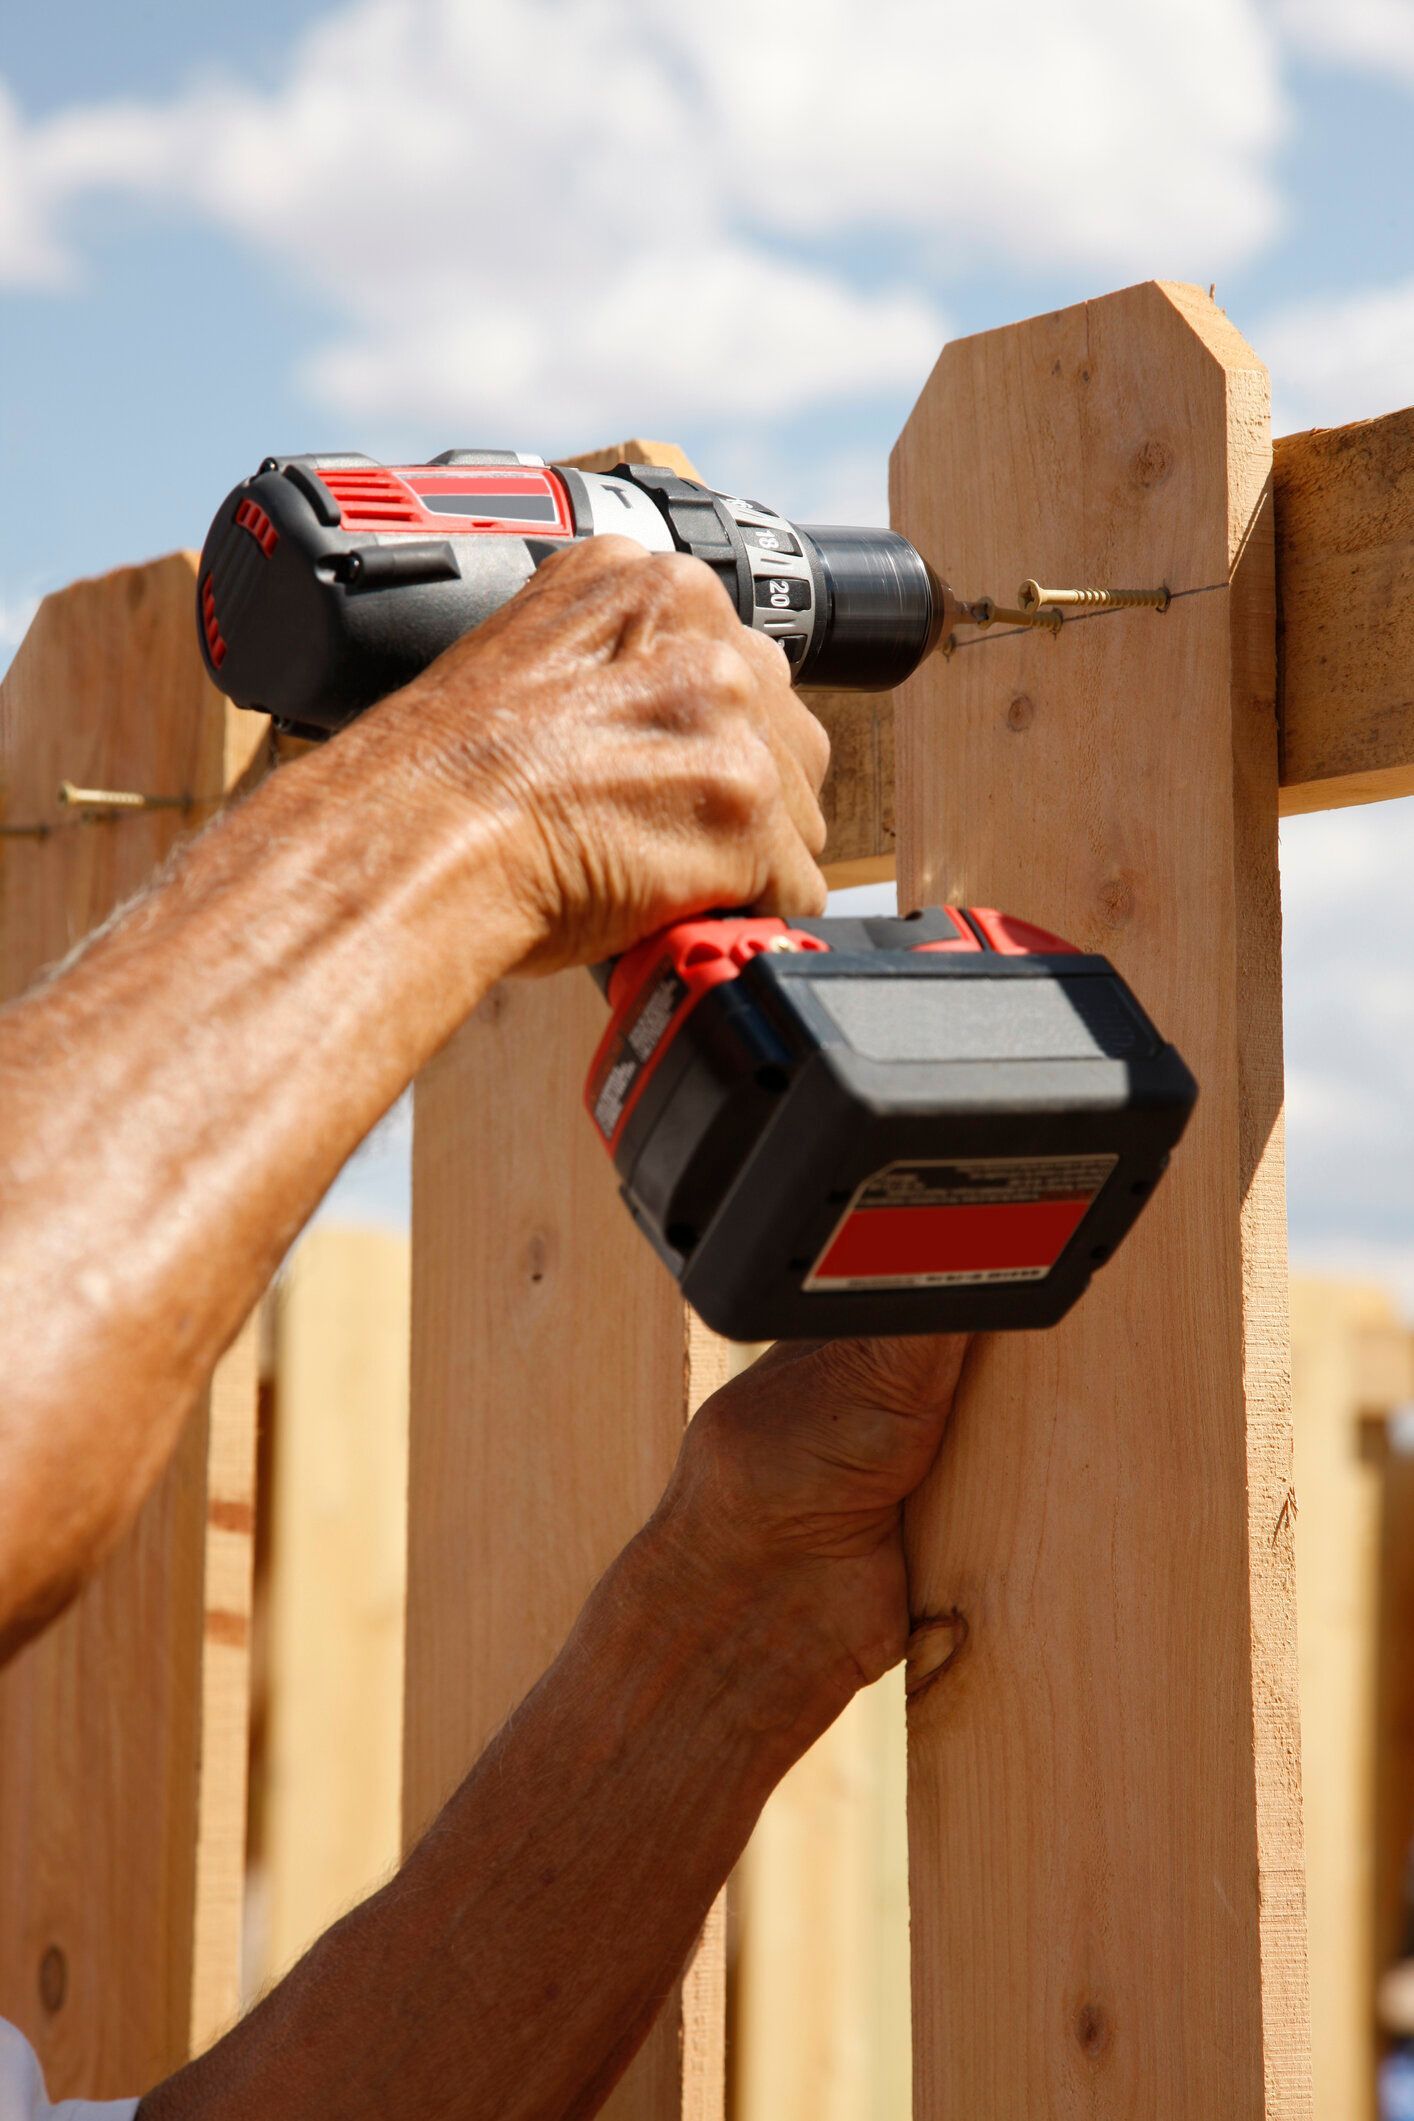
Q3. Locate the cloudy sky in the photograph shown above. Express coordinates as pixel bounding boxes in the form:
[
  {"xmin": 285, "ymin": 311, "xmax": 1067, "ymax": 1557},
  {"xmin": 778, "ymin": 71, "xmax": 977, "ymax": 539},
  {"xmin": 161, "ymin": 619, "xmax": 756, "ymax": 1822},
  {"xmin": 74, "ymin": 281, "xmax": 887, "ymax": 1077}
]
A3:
[{"xmin": 3, "ymin": 0, "xmax": 1414, "ymax": 1292}]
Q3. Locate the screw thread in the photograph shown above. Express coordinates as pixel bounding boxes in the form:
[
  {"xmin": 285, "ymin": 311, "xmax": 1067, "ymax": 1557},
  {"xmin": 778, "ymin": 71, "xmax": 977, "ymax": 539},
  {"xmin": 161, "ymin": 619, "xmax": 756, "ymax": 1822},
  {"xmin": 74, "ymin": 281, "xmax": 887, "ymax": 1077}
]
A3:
[{"xmin": 1018, "ymin": 579, "xmax": 1170, "ymax": 613}]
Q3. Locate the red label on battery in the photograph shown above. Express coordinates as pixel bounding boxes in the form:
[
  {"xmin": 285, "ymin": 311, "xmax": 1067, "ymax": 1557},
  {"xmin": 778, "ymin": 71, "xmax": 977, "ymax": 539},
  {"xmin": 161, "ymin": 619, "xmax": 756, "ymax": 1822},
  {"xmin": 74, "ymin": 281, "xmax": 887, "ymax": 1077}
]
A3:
[{"xmin": 805, "ymin": 1155, "xmax": 1117, "ymax": 1291}]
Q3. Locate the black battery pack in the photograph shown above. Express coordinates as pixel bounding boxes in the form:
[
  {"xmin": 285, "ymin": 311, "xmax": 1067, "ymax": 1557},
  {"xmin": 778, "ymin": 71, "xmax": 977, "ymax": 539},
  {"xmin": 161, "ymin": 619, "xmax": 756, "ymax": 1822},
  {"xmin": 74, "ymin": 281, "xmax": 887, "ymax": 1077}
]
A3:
[{"xmin": 584, "ymin": 909, "xmax": 1196, "ymax": 1341}]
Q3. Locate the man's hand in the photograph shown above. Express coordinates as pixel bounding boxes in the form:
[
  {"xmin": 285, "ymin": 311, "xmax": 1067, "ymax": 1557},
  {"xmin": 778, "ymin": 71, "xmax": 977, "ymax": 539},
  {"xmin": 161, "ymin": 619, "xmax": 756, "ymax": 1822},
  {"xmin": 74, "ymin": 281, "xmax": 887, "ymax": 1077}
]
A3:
[
  {"xmin": 140, "ymin": 1336, "xmax": 967, "ymax": 2121},
  {"xmin": 376, "ymin": 535, "xmax": 832, "ymax": 972},
  {"xmin": 651, "ymin": 1337, "xmax": 969, "ymax": 1719}
]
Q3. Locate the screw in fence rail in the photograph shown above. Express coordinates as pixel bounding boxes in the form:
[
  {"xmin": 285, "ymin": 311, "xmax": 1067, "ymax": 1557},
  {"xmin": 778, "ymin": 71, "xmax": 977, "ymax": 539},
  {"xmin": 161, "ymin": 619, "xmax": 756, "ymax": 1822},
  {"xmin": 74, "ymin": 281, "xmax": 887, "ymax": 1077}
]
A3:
[
  {"xmin": 973, "ymin": 596, "xmax": 1065, "ymax": 635},
  {"xmin": 1017, "ymin": 579, "xmax": 1171, "ymax": 614},
  {"xmin": 57, "ymin": 780, "xmax": 195, "ymax": 815},
  {"xmin": 938, "ymin": 595, "xmax": 1063, "ymax": 659}
]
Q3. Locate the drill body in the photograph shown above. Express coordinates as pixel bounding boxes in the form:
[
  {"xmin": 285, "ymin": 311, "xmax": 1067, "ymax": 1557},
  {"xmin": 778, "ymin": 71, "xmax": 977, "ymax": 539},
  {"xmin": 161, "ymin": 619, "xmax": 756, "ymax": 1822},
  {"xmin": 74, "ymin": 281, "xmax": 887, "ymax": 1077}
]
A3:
[
  {"xmin": 199, "ymin": 450, "xmax": 940, "ymax": 738},
  {"xmin": 196, "ymin": 451, "xmax": 1196, "ymax": 1339}
]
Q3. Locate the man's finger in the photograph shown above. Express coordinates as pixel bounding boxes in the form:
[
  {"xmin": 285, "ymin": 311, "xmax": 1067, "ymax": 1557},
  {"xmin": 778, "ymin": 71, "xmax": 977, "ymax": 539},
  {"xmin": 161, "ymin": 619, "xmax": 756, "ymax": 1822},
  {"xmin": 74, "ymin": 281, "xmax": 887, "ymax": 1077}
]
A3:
[
  {"xmin": 814, "ymin": 1336, "xmax": 971, "ymax": 1414},
  {"xmin": 758, "ymin": 1335, "xmax": 970, "ymax": 1414},
  {"xmin": 751, "ymin": 834, "xmax": 828, "ymax": 920}
]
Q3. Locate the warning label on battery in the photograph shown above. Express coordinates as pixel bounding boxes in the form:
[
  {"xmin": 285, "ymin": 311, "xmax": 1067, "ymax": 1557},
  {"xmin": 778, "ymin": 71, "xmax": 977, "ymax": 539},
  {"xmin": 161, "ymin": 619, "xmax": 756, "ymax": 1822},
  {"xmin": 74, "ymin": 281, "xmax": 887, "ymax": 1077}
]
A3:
[
  {"xmin": 805, "ymin": 1154, "xmax": 1117, "ymax": 1291},
  {"xmin": 588, "ymin": 963, "xmax": 688, "ymax": 1143}
]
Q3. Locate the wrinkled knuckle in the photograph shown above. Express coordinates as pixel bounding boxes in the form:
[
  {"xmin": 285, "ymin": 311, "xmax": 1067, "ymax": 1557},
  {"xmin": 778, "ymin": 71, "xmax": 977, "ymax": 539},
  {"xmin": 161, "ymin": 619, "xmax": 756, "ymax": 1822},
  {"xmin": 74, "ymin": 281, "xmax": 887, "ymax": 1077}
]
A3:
[
  {"xmin": 580, "ymin": 533, "xmax": 644, "ymax": 572},
  {"xmin": 808, "ymin": 1337, "xmax": 883, "ymax": 1403},
  {"xmin": 657, "ymin": 551, "xmax": 735, "ymax": 616},
  {"xmin": 649, "ymin": 685, "xmax": 712, "ymax": 739},
  {"xmin": 741, "ymin": 628, "xmax": 793, "ymax": 686},
  {"xmin": 700, "ymin": 746, "xmax": 778, "ymax": 835},
  {"xmin": 803, "ymin": 797, "xmax": 829, "ymax": 858},
  {"xmin": 814, "ymin": 1336, "xmax": 953, "ymax": 1412},
  {"xmin": 695, "ymin": 638, "xmax": 755, "ymax": 714}
]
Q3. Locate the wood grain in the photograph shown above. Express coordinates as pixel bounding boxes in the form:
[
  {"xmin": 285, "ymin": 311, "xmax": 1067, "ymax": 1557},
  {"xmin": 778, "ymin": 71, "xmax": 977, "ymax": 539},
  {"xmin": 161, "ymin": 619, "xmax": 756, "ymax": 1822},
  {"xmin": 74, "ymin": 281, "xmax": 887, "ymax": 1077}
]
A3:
[
  {"xmin": 1276, "ymin": 409, "xmax": 1414, "ymax": 814},
  {"xmin": 1290, "ymin": 1278, "xmax": 1392, "ymax": 2121},
  {"xmin": 0, "ymin": 554, "xmax": 265, "ymax": 2095},
  {"xmin": 1375, "ymin": 1426, "xmax": 1414, "ymax": 2043},
  {"xmin": 890, "ymin": 282, "xmax": 1310, "ymax": 2116},
  {"xmin": 404, "ymin": 441, "xmax": 730, "ymax": 2121},
  {"xmin": 803, "ymin": 683, "xmax": 895, "ymax": 874},
  {"xmin": 760, "ymin": 409, "xmax": 1414, "ymax": 868},
  {"xmin": 262, "ymin": 1227, "xmax": 411, "ymax": 1984},
  {"xmin": 733, "ymin": 1668, "xmax": 911, "ymax": 2121},
  {"xmin": 189, "ymin": 1310, "xmax": 260, "ymax": 2056}
]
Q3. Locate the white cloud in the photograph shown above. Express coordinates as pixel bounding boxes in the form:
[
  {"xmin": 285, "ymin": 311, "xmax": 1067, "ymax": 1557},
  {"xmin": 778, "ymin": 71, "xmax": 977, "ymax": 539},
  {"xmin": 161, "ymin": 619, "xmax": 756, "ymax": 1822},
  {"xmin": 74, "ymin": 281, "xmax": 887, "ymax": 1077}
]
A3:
[
  {"xmin": 1260, "ymin": 278, "xmax": 1414, "ymax": 433},
  {"xmin": 1281, "ymin": 800, "xmax": 1414, "ymax": 1264},
  {"xmin": 0, "ymin": 0, "xmax": 1288, "ymax": 437},
  {"xmin": 1278, "ymin": 0, "xmax": 1414, "ymax": 87},
  {"xmin": 0, "ymin": 83, "xmax": 73, "ymax": 286},
  {"xmin": 678, "ymin": 0, "xmax": 1284, "ymax": 271},
  {"xmin": 302, "ymin": 241, "xmax": 942, "ymax": 435}
]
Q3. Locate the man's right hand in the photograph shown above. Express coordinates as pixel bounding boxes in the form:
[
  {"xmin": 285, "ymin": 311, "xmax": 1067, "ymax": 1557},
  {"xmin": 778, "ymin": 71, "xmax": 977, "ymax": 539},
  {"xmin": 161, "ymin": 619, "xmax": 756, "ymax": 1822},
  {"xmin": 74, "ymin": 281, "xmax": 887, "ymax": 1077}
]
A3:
[{"xmin": 370, "ymin": 534, "xmax": 832, "ymax": 973}]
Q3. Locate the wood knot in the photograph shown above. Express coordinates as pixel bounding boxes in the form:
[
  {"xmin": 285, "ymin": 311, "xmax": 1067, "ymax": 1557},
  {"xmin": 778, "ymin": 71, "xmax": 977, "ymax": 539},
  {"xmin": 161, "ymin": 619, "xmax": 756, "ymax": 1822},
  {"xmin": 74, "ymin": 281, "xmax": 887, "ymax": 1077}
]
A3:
[
  {"xmin": 526, "ymin": 1232, "xmax": 551, "ymax": 1286},
  {"xmin": 1097, "ymin": 873, "xmax": 1136, "ymax": 928},
  {"xmin": 906, "ymin": 1608, "xmax": 969, "ymax": 1701},
  {"xmin": 1005, "ymin": 694, "xmax": 1035, "ymax": 734},
  {"xmin": 1074, "ymin": 1999, "xmax": 1112, "ymax": 2060},
  {"xmin": 39, "ymin": 1945, "xmax": 66, "ymax": 2014},
  {"xmin": 1132, "ymin": 436, "xmax": 1173, "ymax": 489}
]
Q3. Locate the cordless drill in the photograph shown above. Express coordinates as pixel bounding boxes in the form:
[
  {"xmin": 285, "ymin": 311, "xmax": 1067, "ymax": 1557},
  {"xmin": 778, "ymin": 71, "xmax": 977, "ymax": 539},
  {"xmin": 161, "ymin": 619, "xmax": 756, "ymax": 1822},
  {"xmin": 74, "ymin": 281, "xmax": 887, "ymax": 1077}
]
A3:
[{"xmin": 197, "ymin": 451, "xmax": 1196, "ymax": 1339}]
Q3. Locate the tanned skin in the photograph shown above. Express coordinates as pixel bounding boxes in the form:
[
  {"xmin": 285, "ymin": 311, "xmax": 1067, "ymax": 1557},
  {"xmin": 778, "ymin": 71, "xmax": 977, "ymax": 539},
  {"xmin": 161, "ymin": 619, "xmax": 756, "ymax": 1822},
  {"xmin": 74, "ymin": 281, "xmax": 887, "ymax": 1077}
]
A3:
[{"xmin": 0, "ymin": 535, "xmax": 966, "ymax": 2117}]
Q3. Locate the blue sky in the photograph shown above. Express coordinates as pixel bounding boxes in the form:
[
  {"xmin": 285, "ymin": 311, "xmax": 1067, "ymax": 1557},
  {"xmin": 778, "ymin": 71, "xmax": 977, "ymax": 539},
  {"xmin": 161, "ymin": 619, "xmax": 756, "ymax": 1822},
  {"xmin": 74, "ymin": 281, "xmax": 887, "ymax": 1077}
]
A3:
[
  {"xmin": 5, "ymin": 0, "xmax": 1414, "ymax": 622},
  {"xmin": 4, "ymin": 0, "xmax": 1414, "ymax": 1289}
]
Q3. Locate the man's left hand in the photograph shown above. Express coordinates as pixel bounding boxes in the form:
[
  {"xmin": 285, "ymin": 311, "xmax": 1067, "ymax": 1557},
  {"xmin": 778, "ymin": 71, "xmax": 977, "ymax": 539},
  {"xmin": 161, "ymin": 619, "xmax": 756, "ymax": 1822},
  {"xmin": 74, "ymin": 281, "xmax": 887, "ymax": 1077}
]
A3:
[{"xmin": 649, "ymin": 1337, "xmax": 969, "ymax": 1712}]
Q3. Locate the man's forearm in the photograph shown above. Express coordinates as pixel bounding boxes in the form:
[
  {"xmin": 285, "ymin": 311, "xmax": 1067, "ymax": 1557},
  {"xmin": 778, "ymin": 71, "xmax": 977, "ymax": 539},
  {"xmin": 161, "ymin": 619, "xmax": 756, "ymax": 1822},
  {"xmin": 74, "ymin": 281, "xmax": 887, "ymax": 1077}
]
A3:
[
  {"xmin": 0, "ymin": 701, "xmax": 538, "ymax": 1650},
  {"xmin": 0, "ymin": 535, "xmax": 832, "ymax": 1655},
  {"xmin": 142, "ymin": 1513, "xmax": 854, "ymax": 2121}
]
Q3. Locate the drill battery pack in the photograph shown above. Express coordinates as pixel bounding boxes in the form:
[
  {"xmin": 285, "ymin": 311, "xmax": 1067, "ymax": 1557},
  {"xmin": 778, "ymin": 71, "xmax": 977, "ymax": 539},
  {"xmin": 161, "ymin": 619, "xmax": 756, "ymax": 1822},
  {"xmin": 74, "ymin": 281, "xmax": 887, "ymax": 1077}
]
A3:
[{"xmin": 586, "ymin": 909, "xmax": 1196, "ymax": 1340}]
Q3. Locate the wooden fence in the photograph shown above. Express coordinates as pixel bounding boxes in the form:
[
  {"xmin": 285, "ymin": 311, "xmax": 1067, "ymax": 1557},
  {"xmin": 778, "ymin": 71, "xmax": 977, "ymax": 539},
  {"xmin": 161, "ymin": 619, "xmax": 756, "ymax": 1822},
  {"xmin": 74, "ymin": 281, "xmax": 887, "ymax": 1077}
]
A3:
[
  {"xmin": 5, "ymin": 279, "xmax": 1414, "ymax": 2114},
  {"xmin": 247, "ymin": 1251, "xmax": 1414, "ymax": 2118}
]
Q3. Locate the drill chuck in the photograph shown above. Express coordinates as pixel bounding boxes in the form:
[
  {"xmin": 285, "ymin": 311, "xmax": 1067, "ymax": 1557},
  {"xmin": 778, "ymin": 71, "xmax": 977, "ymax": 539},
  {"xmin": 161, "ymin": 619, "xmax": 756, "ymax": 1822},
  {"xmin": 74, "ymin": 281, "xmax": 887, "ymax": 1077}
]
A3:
[{"xmin": 798, "ymin": 523, "xmax": 942, "ymax": 690}]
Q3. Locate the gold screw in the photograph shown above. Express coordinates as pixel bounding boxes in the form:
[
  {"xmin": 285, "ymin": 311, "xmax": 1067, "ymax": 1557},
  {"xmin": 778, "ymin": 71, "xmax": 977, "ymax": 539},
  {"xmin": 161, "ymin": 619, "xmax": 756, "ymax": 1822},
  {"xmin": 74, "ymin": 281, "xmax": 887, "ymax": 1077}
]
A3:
[
  {"xmin": 974, "ymin": 596, "xmax": 1064, "ymax": 636},
  {"xmin": 57, "ymin": 781, "xmax": 193, "ymax": 813},
  {"xmin": 1017, "ymin": 580, "xmax": 1171, "ymax": 614}
]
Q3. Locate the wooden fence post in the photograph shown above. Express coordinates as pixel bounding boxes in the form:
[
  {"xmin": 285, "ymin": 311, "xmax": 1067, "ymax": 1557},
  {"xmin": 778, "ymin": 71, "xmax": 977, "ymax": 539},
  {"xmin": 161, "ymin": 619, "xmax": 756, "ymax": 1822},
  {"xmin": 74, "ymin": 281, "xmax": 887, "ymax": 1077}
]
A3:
[
  {"xmin": 1288, "ymin": 1278, "xmax": 1407, "ymax": 2119},
  {"xmin": 732, "ymin": 1669, "xmax": 911, "ymax": 2121},
  {"xmin": 402, "ymin": 442, "xmax": 733, "ymax": 2121},
  {"xmin": 0, "ymin": 555, "xmax": 266, "ymax": 2093},
  {"xmin": 890, "ymin": 282, "xmax": 1311, "ymax": 2114},
  {"xmin": 1376, "ymin": 1420, "xmax": 1414, "ymax": 2041},
  {"xmin": 258, "ymin": 1226, "xmax": 412, "ymax": 1985}
]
